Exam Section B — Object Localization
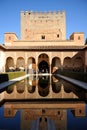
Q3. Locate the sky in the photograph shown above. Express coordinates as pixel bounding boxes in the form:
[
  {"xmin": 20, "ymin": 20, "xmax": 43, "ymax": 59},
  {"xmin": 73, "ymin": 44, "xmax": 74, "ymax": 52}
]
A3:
[{"xmin": 0, "ymin": 0, "xmax": 87, "ymax": 44}]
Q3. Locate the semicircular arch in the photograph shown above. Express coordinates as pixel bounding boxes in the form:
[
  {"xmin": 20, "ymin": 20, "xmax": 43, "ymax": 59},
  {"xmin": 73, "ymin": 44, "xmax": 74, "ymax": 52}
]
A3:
[
  {"xmin": 73, "ymin": 56, "xmax": 83, "ymax": 72},
  {"xmin": 63, "ymin": 57, "xmax": 72, "ymax": 70},
  {"xmin": 38, "ymin": 53, "xmax": 49, "ymax": 73},
  {"xmin": 27, "ymin": 57, "xmax": 36, "ymax": 73},
  {"xmin": 16, "ymin": 57, "xmax": 25, "ymax": 71},
  {"xmin": 5, "ymin": 57, "xmax": 14, "ymax": 72},
  {"xmin": 52, "ymin": 57, "xmax": 61, "ymax": 73}
]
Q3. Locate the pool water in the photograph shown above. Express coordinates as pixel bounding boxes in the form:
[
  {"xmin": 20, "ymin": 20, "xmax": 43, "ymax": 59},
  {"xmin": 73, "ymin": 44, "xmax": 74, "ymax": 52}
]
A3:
[{"xmin": 0, "ymin": 75, "xmax": 87, "ymax": 130}]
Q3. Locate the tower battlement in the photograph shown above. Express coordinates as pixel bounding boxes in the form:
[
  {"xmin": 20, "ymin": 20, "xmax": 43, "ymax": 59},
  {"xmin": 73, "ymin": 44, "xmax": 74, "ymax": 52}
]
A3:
[
  {"xmin": 21, "ymin": 10, "xmax": 66, "ymax": 41},
  {"xmin": 21, "ymin": 11, "xmax": 65, "ymax": 17}
]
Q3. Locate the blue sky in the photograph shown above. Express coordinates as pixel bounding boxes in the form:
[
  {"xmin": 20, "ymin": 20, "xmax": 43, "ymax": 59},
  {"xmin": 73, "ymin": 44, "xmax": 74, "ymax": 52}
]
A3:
[{"xmin": 0, "ymin": 0, "xmax": 87, "ymax": 44}]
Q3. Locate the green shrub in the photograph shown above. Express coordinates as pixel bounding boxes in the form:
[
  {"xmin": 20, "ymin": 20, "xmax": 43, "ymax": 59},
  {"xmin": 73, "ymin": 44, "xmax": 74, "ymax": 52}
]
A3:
[{"xmin": 0, "ymin": 71, "xmax": 25, "ymax": 83}]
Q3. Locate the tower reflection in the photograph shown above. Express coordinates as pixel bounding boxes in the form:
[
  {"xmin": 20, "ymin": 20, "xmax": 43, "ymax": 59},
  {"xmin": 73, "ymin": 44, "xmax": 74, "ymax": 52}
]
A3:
[
  {"xmin": 0, "ymin": 75, "xmax": 87, "ymax": 130},
  {"xmin": 4, "ymin": 101, "xmax": 86, "ymax": 130}
]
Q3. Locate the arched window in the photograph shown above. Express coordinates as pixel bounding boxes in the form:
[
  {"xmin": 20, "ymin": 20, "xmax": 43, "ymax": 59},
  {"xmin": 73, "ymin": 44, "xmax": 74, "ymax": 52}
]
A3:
[
  {"xmin": 41, "ymin": 35, "xmax": 45, "ymax": 39},
  {"xmin": 57, "ymin": 34, "xmax": 59, "ymax": 38}
]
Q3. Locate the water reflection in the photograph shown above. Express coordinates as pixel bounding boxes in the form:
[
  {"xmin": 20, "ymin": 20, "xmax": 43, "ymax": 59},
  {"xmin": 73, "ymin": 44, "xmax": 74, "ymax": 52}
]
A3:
[
  {"xmin": 0, "ymin": 75, "xmax": 87, "ymax": 130},
  {"xmin": 4, "ymin": 75, "xmax": 87, "ymax": 100},
  {"xmin": 27, "ymin": 76, "xmax": 36, "ymax": 93},
  {"xmin": 2, "ymin": 101, "xmax": 87, "ymax": 130},
  {"xmin": 3, "ymin": 75, "xmax": 87, "ymax": 100},
  {"xmin": 38, "ymin": 76, "xmax": 49, "ymax": 97},
  {"xmin": 52, "ymin": 76, "xmax": 61, "ymax": 93}
]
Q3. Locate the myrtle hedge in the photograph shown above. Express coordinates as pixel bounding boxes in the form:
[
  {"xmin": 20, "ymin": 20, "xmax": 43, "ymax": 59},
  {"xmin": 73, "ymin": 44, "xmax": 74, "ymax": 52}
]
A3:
[{"xmin": 0, "ymin": 71, "xmax": 25, "ymax": 83}]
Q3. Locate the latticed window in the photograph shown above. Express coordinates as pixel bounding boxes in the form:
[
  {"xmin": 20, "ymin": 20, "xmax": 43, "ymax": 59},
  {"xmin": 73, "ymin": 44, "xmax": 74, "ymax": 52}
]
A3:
[
  {"xmin": 41, "ymin": 35, "xmax": 45, "ymax": 39},
  {"xmin": 9, "ymin": 36, "xmax": 11, "ymax": 40},
  {"xmin": 57, "ymin": 34, "xmax": 59, "ymax": 38},
  {"xmin": 78, "ymin": 36, "xmax": 80, "ymax": 40}
]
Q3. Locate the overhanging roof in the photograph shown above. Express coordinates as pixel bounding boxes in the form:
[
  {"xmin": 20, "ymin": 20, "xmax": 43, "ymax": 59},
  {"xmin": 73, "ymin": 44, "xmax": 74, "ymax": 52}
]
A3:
[
  {"xmin": 0, "ymin": 44, "xmax": 87, "ymax": 51},
  {"xmin": 5, "ymin": 45, "xmax": 86, "ymax": 51}
]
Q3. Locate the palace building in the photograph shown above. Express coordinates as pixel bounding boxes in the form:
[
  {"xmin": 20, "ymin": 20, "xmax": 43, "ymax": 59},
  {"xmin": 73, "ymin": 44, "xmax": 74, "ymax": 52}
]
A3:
[{"xmin": 0, "ymin": 11, "xmax": 87, "ymax": 73}]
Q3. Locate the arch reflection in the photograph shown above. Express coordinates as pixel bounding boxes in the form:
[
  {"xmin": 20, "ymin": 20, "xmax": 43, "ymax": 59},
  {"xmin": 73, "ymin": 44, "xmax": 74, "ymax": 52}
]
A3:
[
  {"xmin": 6, "ymin": 84, "xmax": 14, "ymax": 94},
  {"xmin": 16, "ymin": 80, "xmax": 25, "ymax": 93},
  {"xmin": 38, "ymin": 76, "xmax": 49, "ymax": 97},
  {"xmin": 27, "ymin": 76, "xmax": 36, "ymax": 93},
  {"xmin": 52, "ymin": 76, "xmax": 62, "ymax": 93}
]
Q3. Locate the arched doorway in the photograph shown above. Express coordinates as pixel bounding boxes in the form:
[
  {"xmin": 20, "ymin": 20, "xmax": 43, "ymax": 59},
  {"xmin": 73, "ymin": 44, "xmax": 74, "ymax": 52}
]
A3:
[
  {"xmin": 38, "ymin": 53, "xmax": 49, "ymax": 73},
  {"xmin": 38, "ymin": 60, "xmax": 49, "ymax": 73}
]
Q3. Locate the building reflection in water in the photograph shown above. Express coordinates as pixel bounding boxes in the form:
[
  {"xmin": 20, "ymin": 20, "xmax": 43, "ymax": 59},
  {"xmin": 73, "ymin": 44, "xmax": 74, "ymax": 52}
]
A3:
[
  {"xmin": 38, "ymin": 76, "xmax": 50, "ymax": 97},
  {"xmin": 0, "ymin": 75, "xmax": 87, "ymax": 130},
  {"xmin": 3, "ymin": 101, "xmax": 86, "ymax": 130}
]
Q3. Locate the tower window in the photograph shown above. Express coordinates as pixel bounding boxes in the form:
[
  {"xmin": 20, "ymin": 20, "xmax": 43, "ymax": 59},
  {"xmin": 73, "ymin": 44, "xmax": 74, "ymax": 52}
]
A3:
[
  {"xmin": 57, "ymin": 34, "xmax": 59, "ymax": 38},
  {"xmin": 58, "ymin": 111, "xmax": 61, "ymax": 115},
  {"xmin": 29, "ymin": 12, "xmax": 31, "ymax": 15},
  {"xmin": 42, "ymin": 109, "xmax": 45, "ymax": 114},
  {"xmin": 78, "ymin": 36, "xmax": 80, "ymax": 40},
  {"xmin": 8, "ymin": 36, "xmax": 11, "ymax": 40},
  {"xmin": 41, "ymin": 35, "xmax": 45, "ymax": 39},
  {"xmin": 79, "ymin": 109, "xmax": 82, "ymax": 114},
  {"xmin": 8, "ymin": 109, "xmax": 11, "ymax": 115}
]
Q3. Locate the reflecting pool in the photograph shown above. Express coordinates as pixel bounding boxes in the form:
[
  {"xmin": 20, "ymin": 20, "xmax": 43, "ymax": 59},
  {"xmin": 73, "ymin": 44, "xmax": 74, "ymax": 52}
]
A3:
[{"xmin": 0, "ymin": 75, "xmax": 87, "ymax": 130}]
